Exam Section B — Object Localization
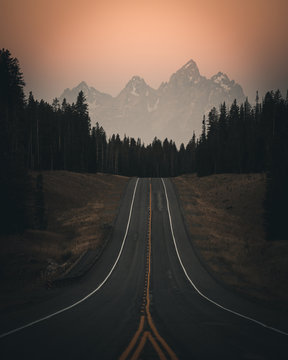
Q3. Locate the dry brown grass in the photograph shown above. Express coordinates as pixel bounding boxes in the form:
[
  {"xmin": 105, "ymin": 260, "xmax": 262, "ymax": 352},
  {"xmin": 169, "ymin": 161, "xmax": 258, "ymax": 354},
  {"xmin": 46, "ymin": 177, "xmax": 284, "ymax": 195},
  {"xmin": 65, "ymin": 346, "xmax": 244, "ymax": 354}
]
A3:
[
  {"xmin": 173, "ymin": 173, "xmax": 288, "ymax": 311},
  {"xmin": 40, "ymin": 171, "xmax": 128, "ymax": 257},
  {"xmin": 0, "ymin": 171, "xmax": 129, "ymax": 309}
]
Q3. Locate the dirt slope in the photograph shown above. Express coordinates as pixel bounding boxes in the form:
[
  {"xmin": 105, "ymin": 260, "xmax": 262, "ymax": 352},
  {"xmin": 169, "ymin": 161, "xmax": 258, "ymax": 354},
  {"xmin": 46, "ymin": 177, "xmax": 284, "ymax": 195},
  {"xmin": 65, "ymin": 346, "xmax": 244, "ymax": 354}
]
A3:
[
  {"xmin": 173, "ymin": 173, "xmax": 288, "ymax": 311},
  {"xmin": 0, "ymin": 171, "xmax": 129, "ymax": 310},
  {"xmin": 2, "ymin": 172, "xmax": 287, "ymax": 313}
]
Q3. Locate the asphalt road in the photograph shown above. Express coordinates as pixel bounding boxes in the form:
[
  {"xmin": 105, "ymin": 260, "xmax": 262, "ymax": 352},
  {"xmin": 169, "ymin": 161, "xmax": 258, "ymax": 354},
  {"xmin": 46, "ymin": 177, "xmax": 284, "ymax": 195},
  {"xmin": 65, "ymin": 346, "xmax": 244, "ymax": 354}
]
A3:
[{"xmin": 1, "ymin": 178, "xmax": 288, "ymax": 359}]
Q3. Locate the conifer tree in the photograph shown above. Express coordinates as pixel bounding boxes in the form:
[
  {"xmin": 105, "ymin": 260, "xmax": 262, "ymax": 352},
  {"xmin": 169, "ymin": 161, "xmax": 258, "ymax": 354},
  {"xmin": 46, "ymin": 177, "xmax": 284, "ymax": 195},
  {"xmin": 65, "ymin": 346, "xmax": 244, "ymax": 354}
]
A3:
[{"xmin": 0, "ymin": 49, "xmax": 27, "ymax": 233}]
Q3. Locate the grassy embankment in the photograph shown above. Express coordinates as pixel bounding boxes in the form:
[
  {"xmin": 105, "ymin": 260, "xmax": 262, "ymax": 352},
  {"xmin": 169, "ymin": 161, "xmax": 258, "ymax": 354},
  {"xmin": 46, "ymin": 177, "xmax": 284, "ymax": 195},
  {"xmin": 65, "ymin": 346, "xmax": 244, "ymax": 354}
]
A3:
[
  {"xmin": 0, "ymin": 171, "xmax": 128, "ymax": 310},
  {"xmin": 1, "ymin": 172, "xmax": 287, "ymax": 313},
  {"xmin": 173, "ymin": 174, "xmax": 288, "ymax": 311}
]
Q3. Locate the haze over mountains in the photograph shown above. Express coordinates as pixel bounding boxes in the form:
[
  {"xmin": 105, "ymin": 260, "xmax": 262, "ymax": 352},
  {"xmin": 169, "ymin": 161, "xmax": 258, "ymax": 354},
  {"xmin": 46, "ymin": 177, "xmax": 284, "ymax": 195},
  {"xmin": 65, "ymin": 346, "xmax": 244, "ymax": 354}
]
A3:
[{"xmin": 59, "ymin": 60, "xmax": 245, "ymax": 145}]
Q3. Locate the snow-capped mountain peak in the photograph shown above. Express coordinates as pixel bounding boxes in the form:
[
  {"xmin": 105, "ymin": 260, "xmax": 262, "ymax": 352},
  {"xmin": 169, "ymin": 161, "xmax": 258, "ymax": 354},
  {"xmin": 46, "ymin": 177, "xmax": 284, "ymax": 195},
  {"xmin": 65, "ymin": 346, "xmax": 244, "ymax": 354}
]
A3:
[
  {"xmin": 59, "ymin": 81, "xmax": 112, "ymax": 109},
  {"xmin": 169, "ymin": 59, "xmax": 202, "ymax": 86},
  {"xmin": 59, "ymin": 59, "xmax": 245, "ymax": 145},
  {"xmin": 211, "ymin": 72, "xmax": 229, "ymax": 84},
  {"xmin": 123, "ymin": 76, "xmax": 148, "ymax": 97},
  {"xmin": 73, "ymin": 81, "xmax": 90, "ymax": 93},
  {"xmin": 210, "ymin": 72, "xmax": 238, "ymax": 93},
  {"xmin": 181, "ymin": 59, "xmax": 198, "ymax": 71},
  {"xmin": 78, "ymin": 80, "xmax": 89, "ymax": 87},
  {"xmin": 179, "ymin": 59, "xmax": 200, "ymax": 79},
  {"xmin": 125, "ymin": 75, "xmax": 146, "ymax": 87},
  {"xmin": 131, "ymin": 75, "xmax": 144, "ymax": 82}
]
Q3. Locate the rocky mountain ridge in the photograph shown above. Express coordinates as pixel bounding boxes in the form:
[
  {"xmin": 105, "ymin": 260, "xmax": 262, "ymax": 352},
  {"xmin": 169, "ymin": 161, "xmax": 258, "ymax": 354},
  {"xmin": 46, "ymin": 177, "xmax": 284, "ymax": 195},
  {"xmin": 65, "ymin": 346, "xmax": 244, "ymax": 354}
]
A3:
[{"xmin": 59, "ymin": 60, "xmax": 245, "ymax": 145}]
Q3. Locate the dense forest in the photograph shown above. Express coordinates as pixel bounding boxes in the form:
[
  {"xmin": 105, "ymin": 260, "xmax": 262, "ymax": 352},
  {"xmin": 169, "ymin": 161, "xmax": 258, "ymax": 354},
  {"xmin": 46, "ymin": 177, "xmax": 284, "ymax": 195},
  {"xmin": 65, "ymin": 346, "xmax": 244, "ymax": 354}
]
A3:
[{"xmin": 1, "ymin": 49, "xmax": 287, "ymax": 240}]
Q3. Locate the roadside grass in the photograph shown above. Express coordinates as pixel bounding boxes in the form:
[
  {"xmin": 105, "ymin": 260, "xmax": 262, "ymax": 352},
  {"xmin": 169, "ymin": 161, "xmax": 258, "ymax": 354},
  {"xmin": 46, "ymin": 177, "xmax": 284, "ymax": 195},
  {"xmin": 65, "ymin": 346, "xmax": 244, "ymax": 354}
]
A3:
[
  {"xmin": 173, "ymin": 173, "xmax": 288, "ymax": 311},
  {"xmin": 0, "ymin": 171, "xmax": 129, "ymax": 310}
]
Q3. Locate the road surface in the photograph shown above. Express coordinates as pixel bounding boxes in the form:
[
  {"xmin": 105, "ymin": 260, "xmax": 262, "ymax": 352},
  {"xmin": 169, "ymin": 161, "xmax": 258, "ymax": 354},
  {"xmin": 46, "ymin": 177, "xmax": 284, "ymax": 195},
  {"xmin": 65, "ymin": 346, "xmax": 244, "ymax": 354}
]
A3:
[{"xmin": 1, "ymin": 178, "xmax": 288, "ymax": 359}]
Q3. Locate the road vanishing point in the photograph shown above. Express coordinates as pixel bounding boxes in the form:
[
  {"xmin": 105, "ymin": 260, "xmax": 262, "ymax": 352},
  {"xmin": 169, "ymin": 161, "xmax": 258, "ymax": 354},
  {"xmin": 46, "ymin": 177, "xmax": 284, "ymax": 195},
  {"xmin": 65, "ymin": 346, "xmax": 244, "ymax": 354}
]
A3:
[{"xmin": 1, "ymin": 178, "xmax": 288, "ymax": 359}]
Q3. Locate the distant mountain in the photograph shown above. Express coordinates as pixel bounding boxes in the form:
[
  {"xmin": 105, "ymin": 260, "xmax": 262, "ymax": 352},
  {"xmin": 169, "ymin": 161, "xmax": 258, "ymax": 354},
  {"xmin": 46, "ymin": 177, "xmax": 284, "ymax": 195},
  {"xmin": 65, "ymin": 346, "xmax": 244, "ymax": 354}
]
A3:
[{"xmin": 59, "ymin": 60, "xmax": 245, "ymax": 145}]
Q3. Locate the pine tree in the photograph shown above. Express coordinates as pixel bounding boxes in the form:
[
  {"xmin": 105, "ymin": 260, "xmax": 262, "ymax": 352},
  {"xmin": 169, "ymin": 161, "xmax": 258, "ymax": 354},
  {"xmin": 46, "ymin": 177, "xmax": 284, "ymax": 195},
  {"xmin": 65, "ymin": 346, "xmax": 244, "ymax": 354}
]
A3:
[{"xmin": 0, "ymin": 49, "xmax": 27, "ymax": 233}]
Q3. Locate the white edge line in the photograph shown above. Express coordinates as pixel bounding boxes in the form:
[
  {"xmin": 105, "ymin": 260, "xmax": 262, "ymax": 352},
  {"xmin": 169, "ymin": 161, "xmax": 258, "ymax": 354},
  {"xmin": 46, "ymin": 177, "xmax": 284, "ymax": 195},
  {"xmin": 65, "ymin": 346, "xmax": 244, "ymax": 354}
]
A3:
[
  {"xmin": 161, "ymin": 178, "xmax": 288, "ymax": 337},
  {"xmin": 0, "ymin": 178, "xmax": 140, "ymax": 339}
]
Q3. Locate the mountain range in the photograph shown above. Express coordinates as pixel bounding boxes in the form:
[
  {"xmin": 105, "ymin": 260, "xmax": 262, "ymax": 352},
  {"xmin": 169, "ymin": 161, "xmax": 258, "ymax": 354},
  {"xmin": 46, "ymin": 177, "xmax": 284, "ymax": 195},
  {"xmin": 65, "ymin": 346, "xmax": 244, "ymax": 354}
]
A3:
[{"xmin": 59, "ymin": 60, "xmax": 245, "ymax": 145}]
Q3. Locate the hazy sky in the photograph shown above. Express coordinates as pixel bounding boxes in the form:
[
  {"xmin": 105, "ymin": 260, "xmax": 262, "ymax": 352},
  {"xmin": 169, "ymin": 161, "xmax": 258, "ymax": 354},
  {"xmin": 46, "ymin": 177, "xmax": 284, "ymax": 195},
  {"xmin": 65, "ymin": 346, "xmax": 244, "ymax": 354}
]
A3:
[{"xmin": 1, "ymin": 0, "xmax": 288, "ymax": 102}]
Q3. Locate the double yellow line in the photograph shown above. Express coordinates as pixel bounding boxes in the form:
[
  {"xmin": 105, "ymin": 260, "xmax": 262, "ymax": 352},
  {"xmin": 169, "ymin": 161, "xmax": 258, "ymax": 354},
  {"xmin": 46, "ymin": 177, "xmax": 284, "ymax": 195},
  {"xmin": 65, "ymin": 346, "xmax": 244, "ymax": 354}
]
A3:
[{"xmin": 119, "ymin": 182, "xmax": 178, "ymax": 360}]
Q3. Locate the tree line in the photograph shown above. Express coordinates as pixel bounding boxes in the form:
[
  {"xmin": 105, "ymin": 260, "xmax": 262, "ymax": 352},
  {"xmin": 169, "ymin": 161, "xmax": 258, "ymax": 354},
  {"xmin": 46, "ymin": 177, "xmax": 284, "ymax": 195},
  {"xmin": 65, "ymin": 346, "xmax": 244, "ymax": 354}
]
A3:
[
  {"xmin": 17, "ymin": 91, "xmax": 185, "ymax": 177},
  {"xmin": 0, "ymin": 49, "xmax": 185, "ymax": 233},
  {"xmin": 1, "ymin": 48, "xmax": 287, "ymax": 240},
  {"xmin": 0, "ymin": 51, "xmax": 184, "ymax": 177},
  {"xmin": 194, "ymin": 91, "xmax": 288, "ymax": 240}
]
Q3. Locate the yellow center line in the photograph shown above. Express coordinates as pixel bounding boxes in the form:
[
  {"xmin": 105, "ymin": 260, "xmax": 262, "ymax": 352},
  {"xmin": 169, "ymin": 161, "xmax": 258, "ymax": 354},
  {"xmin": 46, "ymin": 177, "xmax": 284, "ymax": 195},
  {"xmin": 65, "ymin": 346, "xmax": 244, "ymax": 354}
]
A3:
[
  {"xmin": 145, "ymin": 183, "xmax": 178, "ymax": 360},
  {"xmin": 130, "ymin": 331, "xmax": 149, "ymax": 360},
  {"xmin": 147, "ymin": 332, "xmax": 168, "ymax": 360},
  {"xmin": 119, "ymin": 181, "xmax": 178, "ymax": 360},
  {"xmin": 118, "ymin": 316, "xmax": 145, "ymax": 360}
]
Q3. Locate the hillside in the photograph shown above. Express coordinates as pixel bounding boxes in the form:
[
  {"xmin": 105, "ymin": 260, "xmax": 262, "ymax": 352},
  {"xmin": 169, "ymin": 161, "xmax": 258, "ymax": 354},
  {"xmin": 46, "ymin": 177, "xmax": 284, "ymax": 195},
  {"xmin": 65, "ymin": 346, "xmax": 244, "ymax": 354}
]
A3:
[
  {"xmin": 1, "ymin": 172, "xmax": 288, "ymax": 314},
  {"xmin": 0, "ymin": 171, "xmax": 129, "ymax": 310},
  {"xmin": 173, "ymin": 174, "xmax": 288, "ymax": 311}
]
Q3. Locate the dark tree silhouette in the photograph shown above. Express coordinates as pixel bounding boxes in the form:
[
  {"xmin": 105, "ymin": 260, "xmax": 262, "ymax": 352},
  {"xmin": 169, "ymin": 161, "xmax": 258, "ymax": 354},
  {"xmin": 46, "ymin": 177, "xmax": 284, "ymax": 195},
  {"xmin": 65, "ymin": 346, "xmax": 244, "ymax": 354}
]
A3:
[
  {"xmin": 0, "ymin": 49, "xmax": 27, "ymax": 233},
  {"xmin": 1, "ymin": 49, "xmax": 287, "ymax": 241}
]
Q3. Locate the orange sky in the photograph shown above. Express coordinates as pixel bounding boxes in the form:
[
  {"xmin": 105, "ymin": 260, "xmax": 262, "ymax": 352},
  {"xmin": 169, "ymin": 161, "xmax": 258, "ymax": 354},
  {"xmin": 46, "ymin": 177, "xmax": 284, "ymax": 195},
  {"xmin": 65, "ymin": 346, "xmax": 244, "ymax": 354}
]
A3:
[{"xmin": 1, "ymin": 0, "xmax": 288, "ymax": 101}]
